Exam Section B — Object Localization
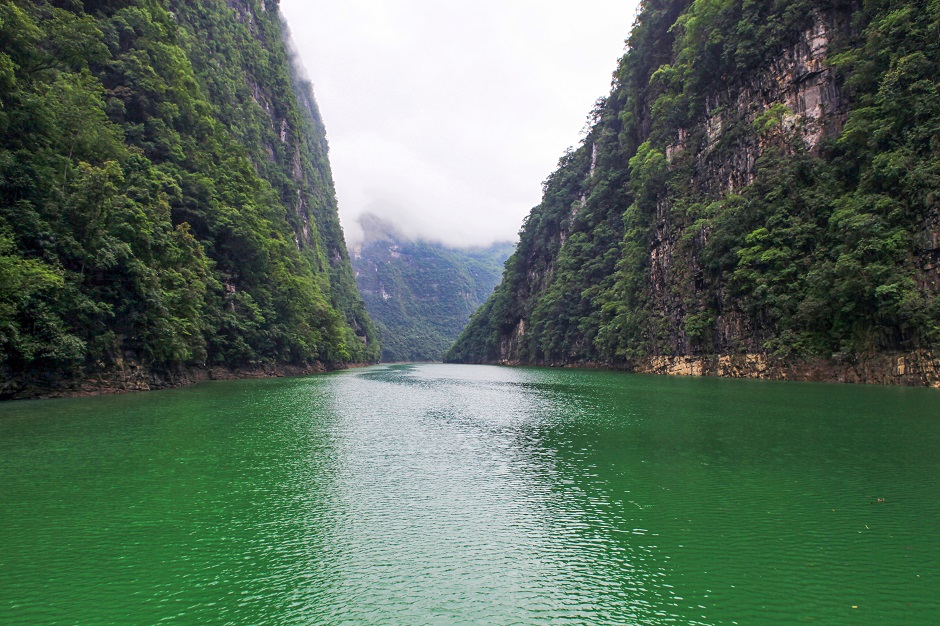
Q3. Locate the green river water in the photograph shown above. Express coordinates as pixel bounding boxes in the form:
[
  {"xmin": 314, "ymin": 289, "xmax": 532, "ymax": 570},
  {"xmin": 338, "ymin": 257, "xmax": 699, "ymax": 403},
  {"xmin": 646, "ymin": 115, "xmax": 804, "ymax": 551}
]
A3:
[{"xmin": 1, "ymin": 364, "xmax": 938, "ymax": 624}]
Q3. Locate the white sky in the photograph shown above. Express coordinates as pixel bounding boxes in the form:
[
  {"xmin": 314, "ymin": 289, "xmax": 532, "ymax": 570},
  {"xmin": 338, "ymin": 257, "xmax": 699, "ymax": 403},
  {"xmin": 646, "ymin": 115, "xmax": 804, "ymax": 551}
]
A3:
[{"xmin": 279, "ymin": 0, "xmax": 642, "ymax": 247}]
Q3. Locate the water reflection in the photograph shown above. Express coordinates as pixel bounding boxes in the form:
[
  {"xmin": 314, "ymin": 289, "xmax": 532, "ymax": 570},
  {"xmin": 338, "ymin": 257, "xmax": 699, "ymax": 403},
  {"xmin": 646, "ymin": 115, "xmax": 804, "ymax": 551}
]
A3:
[
  {"xmin": 2, "ymin": 364, "xmax": 938, "ymax": 624},
  {"xmin": 305, "ymin": 364, "xmax": 689, "ymax": 624}
]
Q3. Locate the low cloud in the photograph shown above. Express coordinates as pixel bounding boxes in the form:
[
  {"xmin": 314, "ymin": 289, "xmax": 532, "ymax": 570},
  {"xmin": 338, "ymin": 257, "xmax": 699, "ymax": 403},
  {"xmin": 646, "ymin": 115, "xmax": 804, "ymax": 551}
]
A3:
[{"xmin": 280, "ymin": 0, "xmax": 641, "ymax": 247}]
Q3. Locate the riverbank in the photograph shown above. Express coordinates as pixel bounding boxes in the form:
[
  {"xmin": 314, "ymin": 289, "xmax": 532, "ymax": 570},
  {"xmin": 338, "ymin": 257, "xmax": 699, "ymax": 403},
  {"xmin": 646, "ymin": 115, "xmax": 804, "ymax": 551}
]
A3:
[
  {"xmin": 632, "ymin": 350, "xmax": 940, "ymax": 387},
  {"xmin": 0, "ymin": 360, "xmax": 374, "ymax": 401},
  {"xmin": 483, "ymin": 350, "xmax": 940, "ymax": 387}
]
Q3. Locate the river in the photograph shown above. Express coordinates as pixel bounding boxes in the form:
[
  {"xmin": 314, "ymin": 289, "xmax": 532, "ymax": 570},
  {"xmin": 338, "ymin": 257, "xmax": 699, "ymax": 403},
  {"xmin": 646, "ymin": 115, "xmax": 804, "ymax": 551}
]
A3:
[{"xmin": 1, "ymin": 364, "xmax": 938, "ymax": 624}]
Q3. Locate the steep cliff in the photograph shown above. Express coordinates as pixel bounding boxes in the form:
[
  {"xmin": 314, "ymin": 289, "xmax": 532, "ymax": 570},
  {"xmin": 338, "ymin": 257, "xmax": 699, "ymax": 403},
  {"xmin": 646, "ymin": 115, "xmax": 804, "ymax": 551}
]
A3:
[
  {"xmin": 447, "ymin": 0, "xmax": 940, "ymax": 386},
  {"xmin": 0, "ymin": 0, "xmax": 378, "ymax": 398},
  {"xmin": 352, "ymin": 215, "xmax": 512, "ymax": 362}
]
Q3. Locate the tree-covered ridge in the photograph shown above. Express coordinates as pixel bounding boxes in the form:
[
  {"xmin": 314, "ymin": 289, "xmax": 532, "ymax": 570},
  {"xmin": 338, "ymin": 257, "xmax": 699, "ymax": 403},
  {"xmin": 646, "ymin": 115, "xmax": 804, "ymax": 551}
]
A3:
[
  {"xmin": 352, "ymin": 216, "xmax": 512, "ymax": 363},
  {"xmin": 0, "ymin": 0, "xmax": 378, "ymax": 391},
  {"xmin": 447, "ymin": 0, "xmax": 940, "ymax": 369}
]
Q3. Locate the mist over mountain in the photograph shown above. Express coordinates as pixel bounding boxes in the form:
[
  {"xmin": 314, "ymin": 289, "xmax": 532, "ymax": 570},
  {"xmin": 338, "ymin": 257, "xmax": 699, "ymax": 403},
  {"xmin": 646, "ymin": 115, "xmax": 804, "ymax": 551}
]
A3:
[
  {"xmin": 352, "ymin": 214, "xmax": 513, "ymax": 362},
  {"xmin": 279, "ymin": 0, "xmax": 642, "ymax": 249}
]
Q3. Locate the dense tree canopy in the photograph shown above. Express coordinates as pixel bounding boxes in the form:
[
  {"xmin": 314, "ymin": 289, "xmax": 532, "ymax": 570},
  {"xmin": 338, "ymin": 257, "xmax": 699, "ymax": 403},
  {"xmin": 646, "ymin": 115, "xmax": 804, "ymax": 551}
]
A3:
[
  {"xmin": 0, "ymin": 0, "xmax": 378, "ymax": 386},
  {"xmin": 353, "ymin": 233, "xmax": 512, "ymax": 363},
  {"xmin": 448, "ymin": 0, "xmax": 940, "ymax": 366}
]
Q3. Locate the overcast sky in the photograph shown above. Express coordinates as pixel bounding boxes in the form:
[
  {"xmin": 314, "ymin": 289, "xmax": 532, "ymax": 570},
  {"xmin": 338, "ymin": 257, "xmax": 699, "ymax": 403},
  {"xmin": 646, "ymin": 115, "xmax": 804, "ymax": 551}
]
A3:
[{"xmin": 279, "ymin": 0, "xmax": 642, "ymax": 248}]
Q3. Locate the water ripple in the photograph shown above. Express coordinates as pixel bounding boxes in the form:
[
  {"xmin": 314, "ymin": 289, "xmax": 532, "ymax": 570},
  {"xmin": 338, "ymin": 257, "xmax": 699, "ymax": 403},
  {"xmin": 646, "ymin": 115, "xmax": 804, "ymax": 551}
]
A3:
[{"xmin": 1, "ymin": 364, "xmax": 939, "ymax": 624}]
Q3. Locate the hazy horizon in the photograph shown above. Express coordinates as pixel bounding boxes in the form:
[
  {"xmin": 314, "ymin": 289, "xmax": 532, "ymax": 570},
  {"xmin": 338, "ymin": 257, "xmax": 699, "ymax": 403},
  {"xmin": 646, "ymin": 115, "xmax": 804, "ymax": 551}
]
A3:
[
  {"xmin": 352, "ymin": 211, "xmax": 517, "ymax": 252},
  {"xmin": 279, "ymin": 0, "xmax": 642, "ymax": 248}
]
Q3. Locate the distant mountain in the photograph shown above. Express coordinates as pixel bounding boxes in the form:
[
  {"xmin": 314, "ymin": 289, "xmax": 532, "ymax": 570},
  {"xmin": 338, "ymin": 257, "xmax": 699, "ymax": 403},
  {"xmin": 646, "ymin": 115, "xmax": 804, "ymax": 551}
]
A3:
[{"xmin": 352, "ymin": 216, "xmax": 513, "ymax": 362}]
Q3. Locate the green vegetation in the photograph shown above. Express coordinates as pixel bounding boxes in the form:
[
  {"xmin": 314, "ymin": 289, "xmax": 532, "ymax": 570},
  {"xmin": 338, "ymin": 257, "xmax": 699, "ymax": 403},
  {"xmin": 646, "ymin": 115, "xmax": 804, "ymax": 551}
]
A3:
[
  {"xmin": 448, "ymin": 0, "xmax": 940, "ymax": 365},
  {"xmin": 353, "ymin": 219, "xmax": 511, "ymax": 362},
  {"xmin": 0, "ymin": 0, "xmax": 378, "ymax": 388}
]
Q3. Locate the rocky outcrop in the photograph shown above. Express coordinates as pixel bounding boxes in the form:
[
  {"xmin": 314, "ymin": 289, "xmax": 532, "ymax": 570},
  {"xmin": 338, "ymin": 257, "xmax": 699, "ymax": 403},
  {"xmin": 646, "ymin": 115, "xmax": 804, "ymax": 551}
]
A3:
[
  {"xmin": 650, "ymin": 10, "xmax": 852, "ymax": 356},
  {"xmin": 448, "ymin": 0, "xmax": 940, "ymax": 387},
  {"xmin": 674, "ymin": 12, "xmax": 849, "ymax": 187},
  {"xmin": 634, "ymin": 351, "xmax": 940, "ymax": 387}
]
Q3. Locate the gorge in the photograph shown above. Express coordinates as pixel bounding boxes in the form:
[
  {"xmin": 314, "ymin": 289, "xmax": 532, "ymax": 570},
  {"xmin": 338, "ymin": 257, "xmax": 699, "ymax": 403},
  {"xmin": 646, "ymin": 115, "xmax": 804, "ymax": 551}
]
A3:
[
  {"xmin": 2, "ymin": 2, "xmax": 939, "ymax": 622},
  {"xmin": 351, "ymin": 214, "xmax": 512, "ymax": 363}
]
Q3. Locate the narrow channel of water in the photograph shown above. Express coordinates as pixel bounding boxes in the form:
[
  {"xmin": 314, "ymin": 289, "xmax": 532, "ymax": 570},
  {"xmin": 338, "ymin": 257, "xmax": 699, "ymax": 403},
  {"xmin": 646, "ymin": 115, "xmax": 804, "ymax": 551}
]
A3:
[{"xmin": 1, "ymin": 364, "xmax": 938, "ymax": 624}]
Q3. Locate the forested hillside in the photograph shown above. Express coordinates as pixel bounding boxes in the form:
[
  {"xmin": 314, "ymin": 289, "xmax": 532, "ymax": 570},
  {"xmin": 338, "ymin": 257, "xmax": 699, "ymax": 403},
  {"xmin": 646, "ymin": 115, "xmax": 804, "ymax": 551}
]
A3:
[
  {"xmin": 352, "ymin": 215, "xmax": 512, "ymax": 362},
  {"xmin": 448, "ymin": 0, "xmax": 940, "ymax": 385},
  {"xmin": 0, "ymin": 0, "xmax": 378, "ymax": 398}
]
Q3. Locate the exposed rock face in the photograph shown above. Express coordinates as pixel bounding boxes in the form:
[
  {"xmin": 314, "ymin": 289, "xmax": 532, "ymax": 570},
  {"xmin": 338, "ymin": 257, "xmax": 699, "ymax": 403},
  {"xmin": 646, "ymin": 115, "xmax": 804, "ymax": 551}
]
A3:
[
  {"xmin": 499, "ymin": 320, "xmax": 527, "ymax": 364},
  {"xmin": 448, "ymin": 0, "xmax": 940, "ymax": 386},
  {"xmin": 634, "ymin": 351, "xmax": 940, "ymax": 387},
  {"xmin": 650, "ymin": 11, "xmax": 852, "ymax": 357},
  {"xmin": 689, "ymin": 12, "xmax": 848, "ymax": 192}
]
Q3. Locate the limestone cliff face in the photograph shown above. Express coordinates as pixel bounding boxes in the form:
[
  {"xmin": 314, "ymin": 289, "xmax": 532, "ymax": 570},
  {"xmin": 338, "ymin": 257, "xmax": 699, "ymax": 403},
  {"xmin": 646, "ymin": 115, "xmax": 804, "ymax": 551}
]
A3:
[
  {"xmin": 447, "ymin": 0, "xmax": 940, "ymax": 386},
  {"xmin": 172, "ymin": 0, "xmax": 377, "ymax": 354},
  {"xmin": 650, "ymin": 10, "xmax": 850, "ymax": 357},
  {"xmin": 170, "ymin": 0, "xmax": 377, "ymax": 360},
  {"xmin": 0, "ymin": 0, "xmax": 378, "ymax": 399}
]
